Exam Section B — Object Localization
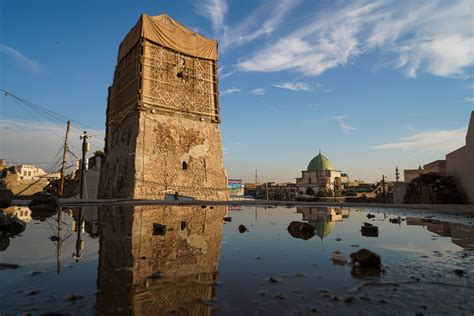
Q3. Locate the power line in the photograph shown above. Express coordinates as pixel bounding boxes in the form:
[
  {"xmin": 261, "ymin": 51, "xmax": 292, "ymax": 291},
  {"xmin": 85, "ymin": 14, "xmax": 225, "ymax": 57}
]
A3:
[{"xmin": 1, "ymin": 89, "xmax": 104, "ymax": 138}]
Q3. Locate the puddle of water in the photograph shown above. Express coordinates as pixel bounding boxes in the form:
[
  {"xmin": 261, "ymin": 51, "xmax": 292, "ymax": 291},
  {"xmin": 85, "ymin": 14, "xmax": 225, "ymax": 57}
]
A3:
[{"xmin": 0, "ymin": 205, "xmax": 473, "ymax": 315}]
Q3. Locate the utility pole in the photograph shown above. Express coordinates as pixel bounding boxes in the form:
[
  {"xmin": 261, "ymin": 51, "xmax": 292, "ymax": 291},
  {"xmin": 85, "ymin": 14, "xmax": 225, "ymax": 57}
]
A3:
[
  {"xmin": 73, "ymin": 208, "xmax": 84, "ymax": 262},
  {"xmin": 79, "ymin": 131, "xmax": 89, "ymax": 199},
  {"xmin": 56, "ymin": 207, "xmax": 62, "ymax": 274},
  {"xmin": 59, "ymin": 120, "xmax": 71, "ymax": 198},
  {"xmin": 382, "ymin": 175, "xmax": 386, "ymax": 204}
]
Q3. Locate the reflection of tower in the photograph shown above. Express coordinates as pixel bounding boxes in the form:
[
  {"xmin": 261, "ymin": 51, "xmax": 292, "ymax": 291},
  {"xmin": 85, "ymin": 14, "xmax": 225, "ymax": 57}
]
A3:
[
  {"xmin": 98, "ymin": 14, "xmax": 227, "ymax": 200},
  {"xmin": 96, "ymin": 205, "xmax": 226, "ymax": 314},
  {"xmin": 296, "ymin": 207, "xmax": 349, "ymax": 241}
]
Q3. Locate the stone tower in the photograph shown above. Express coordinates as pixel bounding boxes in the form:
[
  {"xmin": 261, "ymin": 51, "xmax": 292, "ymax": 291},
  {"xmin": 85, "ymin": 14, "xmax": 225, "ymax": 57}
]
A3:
[{"xmin": 99, "ymin": 14, "xmax": 227, "ymax": 200}]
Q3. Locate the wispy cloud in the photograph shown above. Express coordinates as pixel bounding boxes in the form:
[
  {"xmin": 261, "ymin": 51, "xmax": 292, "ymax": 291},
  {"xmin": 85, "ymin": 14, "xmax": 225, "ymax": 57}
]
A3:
[
  {"xmin": 373, "ymin": 128, "xmax": 466, "ymax": 152},
  {"xmin": 465, "ymin": 97, "xmax": 474, "ymax": 102},
  {"xmin": 0, "ymin": 43, "xmax": 42, "ymax": 73},
  {"xmin": 195, "ymin": 0, "xmax": 228, "ymax": 32},
  {"xmin": 273, "ymin": 82, "xmax": 313, "ymax": 91},
  {"xmin": 196, "ymin": 0, "xmax": 301, "ymax": 49},
  {"xmin": 237, "ymin": 1, "xmax": 473, "ymax": 78},
  {"xmin": 221, "ymin": 87, "xmax": 241, "ymax": 95},
  {"xmin": 330, "ymin": 115, "xmax": 357, "ymax": 134},
  {"xmin": 250, "ymin": 88, "xmax": 265, "ymax": 96}
]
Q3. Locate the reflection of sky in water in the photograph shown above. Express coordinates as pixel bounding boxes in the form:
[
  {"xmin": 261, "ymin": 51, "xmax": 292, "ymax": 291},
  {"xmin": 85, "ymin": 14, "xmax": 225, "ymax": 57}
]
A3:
[{"xmin": 0, "ymin": 205, "xmax": 473, "ymax": 314}]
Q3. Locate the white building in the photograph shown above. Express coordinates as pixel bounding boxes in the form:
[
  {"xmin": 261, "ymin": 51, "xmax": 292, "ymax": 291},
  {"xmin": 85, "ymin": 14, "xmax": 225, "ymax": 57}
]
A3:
[{"xmin": 14, "ymin": 165, "xmax": 47, "ymax": 180}]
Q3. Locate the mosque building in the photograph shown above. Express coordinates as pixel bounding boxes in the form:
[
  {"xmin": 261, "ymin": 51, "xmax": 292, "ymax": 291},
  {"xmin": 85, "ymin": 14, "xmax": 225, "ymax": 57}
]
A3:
[{"xmin": 296, "ymin": 150, "xmax": 343, "ymax": 196}]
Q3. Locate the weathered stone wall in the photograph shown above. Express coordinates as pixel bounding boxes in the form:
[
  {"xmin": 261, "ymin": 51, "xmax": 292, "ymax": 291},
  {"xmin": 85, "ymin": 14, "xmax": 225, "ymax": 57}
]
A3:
[
  {"xmin": 96, "ymin": 205, "xmax": 226, "ymax": 314},
  {"xmin": 133, "ymin": 113, "xmax": 227, "ymax": 200}
]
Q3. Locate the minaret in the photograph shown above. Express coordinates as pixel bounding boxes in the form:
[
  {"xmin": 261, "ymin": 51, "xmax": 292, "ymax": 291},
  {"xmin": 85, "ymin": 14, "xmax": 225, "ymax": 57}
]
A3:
[{"xmin": 98, "ymin": 14, "xmax": 227, "ymax": 200}]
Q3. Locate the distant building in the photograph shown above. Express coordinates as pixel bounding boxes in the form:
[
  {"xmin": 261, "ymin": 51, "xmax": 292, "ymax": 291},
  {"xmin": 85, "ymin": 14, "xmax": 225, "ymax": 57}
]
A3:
[
  {"xmin": 296, "ymin": 151, "xmax": 342, "ymax": 196},
  {"xmin": 446, "ymin": 111, "xmax": 474, "ymax": 203},
  {"xmin": 404, "ymin": 160, "xmax": 447, "ymax": 182},
  {"xmin": 14, "ymin": 165, "xmax": 47, "ymax": 180}
]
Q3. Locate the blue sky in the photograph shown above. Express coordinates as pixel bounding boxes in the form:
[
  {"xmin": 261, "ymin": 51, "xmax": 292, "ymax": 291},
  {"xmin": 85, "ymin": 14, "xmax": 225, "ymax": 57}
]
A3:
[{"xmin": 0, "ymin": 0, "xmax": 473, "ymax": 182}]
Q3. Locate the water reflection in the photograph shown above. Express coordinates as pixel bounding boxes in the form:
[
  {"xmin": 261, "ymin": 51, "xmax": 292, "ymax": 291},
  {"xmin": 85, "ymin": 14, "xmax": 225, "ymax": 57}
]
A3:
[
  {"xmin": 296, "ymin": 207, "xmax": 350, "ymax": 240},
  {"xmin": 96, "ymin": 205, "xmax": 227, "ymax": 314},
  {"xmin": 0, "ymin": 207, "xmax": 27, "ymax": 252},
  {"xmin": 406, "ymin": 217, "xmax": 474, "ymax": 250}
]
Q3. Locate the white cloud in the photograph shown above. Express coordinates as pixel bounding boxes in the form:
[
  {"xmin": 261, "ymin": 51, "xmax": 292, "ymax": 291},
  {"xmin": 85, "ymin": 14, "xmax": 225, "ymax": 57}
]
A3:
[
  {"xmin": 237, "ymin": 1, "xmax": 474, "ymax": 78},
  {"xmin": 250, "ymin": 88, "xmax": 265, "ymax": 96},
  {"xmin": 221, "ymin": 87, "xmax": 241, "ymax": 95},
  {"xmin": 0, "ymin": 43, "xmax": 42, "ymax": 73},
  {"xmin": 373, "ymin": 128, "xmax": 466, "ymax": 152},
  {"xmin": 273, "ymin": 82, "xmax": 313, "ymax": 91},
  {"xmin": 330, "ymin": 115, "xmax": 357, "ymax": 134},
  {"xmin": 465, "ymin": 97, "xmax": 474, "ymax": 102},
  {"xmin": 195, "ymin": 0, "xmax": 228, "ymax": 32},
  {"xmin": 196, "ymin": 0, "xmax": 301, "ymax": 49},
  {"xmin": 0, "ymin": 117, "xmax": 104, "ymax": 171}
]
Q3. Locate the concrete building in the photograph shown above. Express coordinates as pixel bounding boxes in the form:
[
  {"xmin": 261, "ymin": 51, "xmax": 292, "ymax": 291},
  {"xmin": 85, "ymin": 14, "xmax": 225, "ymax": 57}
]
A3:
[
  {"xmin": 446, "ymin": 111, "xmax": 474, "ymax": 204},
  {"xmin": 296, "ymin": 151, "xmax": 342, "ymax": 196},
  {"xmin": 99, "ymin": 14, "xmax": 227, "ymax": 200}
]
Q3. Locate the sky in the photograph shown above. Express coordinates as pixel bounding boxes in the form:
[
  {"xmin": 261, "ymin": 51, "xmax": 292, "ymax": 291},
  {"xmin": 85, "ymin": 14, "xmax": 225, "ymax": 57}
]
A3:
[{"xmin": 0, "ymin": 0, "xmax": 473, "ymax": 183}]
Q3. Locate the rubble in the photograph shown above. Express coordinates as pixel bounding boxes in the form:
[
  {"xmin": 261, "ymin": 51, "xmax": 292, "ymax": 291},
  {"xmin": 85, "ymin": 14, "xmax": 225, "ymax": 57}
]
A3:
[
  {"xmin": 0, "ymin": 188, "xmax": 13, "ymax": 208},
  {"xmin": 361, "ymin": 222, "xmax": 379, "ymax": 237}
]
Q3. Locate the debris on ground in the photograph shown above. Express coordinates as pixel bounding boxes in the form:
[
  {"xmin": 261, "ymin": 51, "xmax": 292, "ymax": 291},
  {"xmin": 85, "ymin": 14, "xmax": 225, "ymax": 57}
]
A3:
[
  {"xmin": 389, "ymin": 217, "xmax": 401, "ymax": 224},
  {"xmin": 269, "ymin": 277, "xmax": 280, "ymax": 283},
  {"xmin": 331, "ymin": 251, "xmax": 347, "ymax": 265},
  {"xmin": 367, "ymin": 213, "xmax": 376, "ymax": 219},
  {"xmin": 0, "ymin": 263, "xmax": 20, "ymax": 269},
  {"xmin": 350, "ymin": 248, "xmax": 382, "ymax": 278},
  {"xmin": 287, "ymin": 221, "xmax": 315, "ymax": 240},
  {"xmin": 238, "ymin": 224, "xmax": 248, "ymax": 233},
  {"xmin": 361, "ymin": 222, "xmax": 379, "ymax": 237},
  {"xmin": 65, "ymin": 294, "xmax": 83, "ymax": 303},
  {"xmin": 49, "ymin": 235, "xmax": 61, "ymax": 241}
]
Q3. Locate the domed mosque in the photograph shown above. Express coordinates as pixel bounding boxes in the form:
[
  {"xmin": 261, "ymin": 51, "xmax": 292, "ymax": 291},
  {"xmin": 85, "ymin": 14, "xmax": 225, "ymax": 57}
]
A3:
[{"xmin": 296, "ymin": 150, "xmax": 343, "ymax": 196}]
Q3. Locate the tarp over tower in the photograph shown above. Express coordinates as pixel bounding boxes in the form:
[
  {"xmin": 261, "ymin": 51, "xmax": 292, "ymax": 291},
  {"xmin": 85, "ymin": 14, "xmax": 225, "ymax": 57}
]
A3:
[{"xmin": 99, "ymin": 14, "xmax": 227, "ymax": 200}]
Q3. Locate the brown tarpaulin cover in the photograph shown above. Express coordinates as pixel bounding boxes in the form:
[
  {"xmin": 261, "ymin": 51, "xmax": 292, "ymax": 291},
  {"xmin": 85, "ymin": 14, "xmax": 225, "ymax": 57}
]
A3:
[{"xmin": 118, "ymin": 13, "xmax": 218, "ymax": 61}]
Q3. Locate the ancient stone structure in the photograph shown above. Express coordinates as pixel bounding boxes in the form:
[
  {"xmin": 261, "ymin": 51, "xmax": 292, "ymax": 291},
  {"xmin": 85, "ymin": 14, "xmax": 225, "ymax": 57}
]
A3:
[
  {"xmin": 99, "ymin": 14, "xmax": 227, "ymax": 200},
  {"xmin": 96, "ymin": 205, "xmax": 226, "ymax": 314}
]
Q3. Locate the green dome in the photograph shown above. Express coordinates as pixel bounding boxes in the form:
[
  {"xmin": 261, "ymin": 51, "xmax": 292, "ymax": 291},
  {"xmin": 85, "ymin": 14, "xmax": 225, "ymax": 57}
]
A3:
[{"xmin": 307, "ymin": 152, "xmax": 334, "ymax": 171}]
